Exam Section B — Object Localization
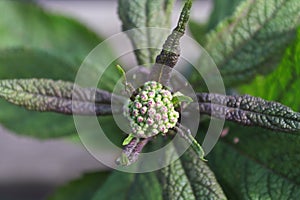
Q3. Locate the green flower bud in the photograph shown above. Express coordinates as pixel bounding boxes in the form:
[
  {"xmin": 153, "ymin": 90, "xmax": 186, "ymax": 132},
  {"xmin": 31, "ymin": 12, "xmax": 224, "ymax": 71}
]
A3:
[{"xmin": 125, "ymin": 81, "xmax": 180, "ymax": 138}]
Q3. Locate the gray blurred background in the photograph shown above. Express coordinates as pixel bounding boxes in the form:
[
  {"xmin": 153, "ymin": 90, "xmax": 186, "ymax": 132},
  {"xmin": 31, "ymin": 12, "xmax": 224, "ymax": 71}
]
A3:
[{"xmin": 0, "ymin": 1, "xmax": 212, "ymax": 199}]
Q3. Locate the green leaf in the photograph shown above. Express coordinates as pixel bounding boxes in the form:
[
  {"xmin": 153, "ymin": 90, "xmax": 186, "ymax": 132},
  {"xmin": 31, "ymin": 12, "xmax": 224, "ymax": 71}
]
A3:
[
  {"xmin": 0, "ymin": 1, "xmax": 120, "ymax": 138},
  {"xmin": 48, "ymin": 171, "xmax": 110, "ymax": 200},
  {"xmin": 91, "ymin": 171, "xmax": 135, "ymax": 200},
  {"xmin": 93, "ymin": 145, "xmax": 225, "ymax": 200},
  {"xmin": 118, "ymin": 0, "xmax": 176, "ymax": 65},
  {"xmin": 193, "ymin": 0, "xmax": 300, "ymax": 87},
  {"xmin": 189, "ymin": 0, "xmax": 244, "ymax": 45},
  {"xmin": 240, "ymin": 28, "xmax": 300, "ymax": 111},
  {"xmin": 208, "ymin": 125, "xmax": 300, "ymax": 199},
  {"xmin": 172, "ymin": 91, "xmax": 193, "ymax": 105},
  {"xmin": 0, "ymin": 0, "xmax": 105, "ymax": 66},
  {"xmin": 116, "ymin": 64, "xmax": 127, "ymax": 82},
  {"xmin": 0, "ymin": 1, "xmax": 119, "ymax": 91},
  {"xmin": 206, "ymin": 25, "xmax": 300, "ymax": 200},
  {"xmin": 206, "ymin": 0, "xmax": 244, "ymax": 31},
  {"xmin": 188, "ymin": 20, "xmax": 207, "ymax": 45},
  {"xmin": 0, "ymin": 48, "xmax": 76, "ymax": 80},
  {"xmin": 0, "ymin": 78, "xmax": 113, "ymax": 139},
  {"xmin": 197, "ymin": 93, "xmax": 300, "ymax": 132},
  {"xmin": 159, "ymin": 145, "xmax": 226, "ymax": 200},
  {"xmin": 0, "ymin": 48, "xmax": 78, "ymax": 138},
  {"xmin": 122, "ymin": 134, "xmax": 135, "ymax": 146},
  {"xmin": 0, "ymin": 78, "xmax": 112, "ymax": 115}
]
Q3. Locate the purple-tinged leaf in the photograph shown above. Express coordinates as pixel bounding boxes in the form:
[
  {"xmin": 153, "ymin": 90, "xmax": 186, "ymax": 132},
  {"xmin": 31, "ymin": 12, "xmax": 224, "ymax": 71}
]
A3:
[
  {"xmin": 0, "ymin": 79, "xmax": 113, "ymax": 115},
  {"xmin": 197, "ymin": 93, "xmax": 300, "ymax": 132}
]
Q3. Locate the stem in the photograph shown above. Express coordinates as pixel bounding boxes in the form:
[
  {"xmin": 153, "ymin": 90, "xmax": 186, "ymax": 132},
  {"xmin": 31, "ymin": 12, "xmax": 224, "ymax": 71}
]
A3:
[{"xmin": 175, "ymin": 123, "xmax": 205, "ymax": 160}]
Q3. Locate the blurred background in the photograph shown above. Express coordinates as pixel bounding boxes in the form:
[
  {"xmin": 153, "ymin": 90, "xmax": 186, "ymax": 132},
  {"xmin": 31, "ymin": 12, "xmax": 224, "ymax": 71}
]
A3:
[{"xmin": 0, "ymin": 0, "xmax": 212, "ymax": 200}]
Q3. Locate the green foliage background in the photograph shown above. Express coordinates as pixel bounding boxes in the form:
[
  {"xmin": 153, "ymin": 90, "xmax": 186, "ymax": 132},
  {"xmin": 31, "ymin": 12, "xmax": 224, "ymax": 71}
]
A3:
[{"xmin": 0, "ymin": 0, "xmax": 299, "ymax": 199}]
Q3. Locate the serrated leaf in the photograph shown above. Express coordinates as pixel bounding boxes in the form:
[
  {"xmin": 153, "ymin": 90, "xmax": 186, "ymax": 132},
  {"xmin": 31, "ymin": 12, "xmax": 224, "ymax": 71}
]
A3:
[
  {"xmin": 192, "ymin": 0, "xmax": 300, "ymax": 87},
  {"xmin": 118, "ymin": 0, "xmax": 175, "ymax": 65},
  {"xmin": 0, "ymin": 79, "xmax": 112, "ymax": 115},
  {"xmin": 208, "ymin": 125, "xmax": 300, "ymax": 199},
  {"xmin": 48, "ymin": 172, "xmax": 110, "ymax": 200},
  {"xmin": 198, "ymin": 93, "xmax": 300, "ymax": 132}
]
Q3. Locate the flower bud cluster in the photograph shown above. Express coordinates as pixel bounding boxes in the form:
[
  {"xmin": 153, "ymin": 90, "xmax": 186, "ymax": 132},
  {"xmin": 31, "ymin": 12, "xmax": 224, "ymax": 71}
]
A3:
[{"xmin": 125, "ymin": 81, "xmax": 179, "ymax": 138}]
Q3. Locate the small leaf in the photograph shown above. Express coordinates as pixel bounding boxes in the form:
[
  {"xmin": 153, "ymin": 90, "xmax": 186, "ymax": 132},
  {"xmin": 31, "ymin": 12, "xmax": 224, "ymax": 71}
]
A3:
[
  {"xmin": 122, "ymin": 133, "xmax": 135, "ymax": 146},
  {"xmin": 197, "ymin": 93, "xmax": 300, "ymax": 132},
  {"xmin": 116, "ymin": 65, "xmax": 127, "ymax": 82},
  {"xmin": 0, "ymin": 79, "xmax": 112, "ymax": 115},
  {"xmin": 48, "ymin": 172, "xmax": 110, "ymax": 200},
  {"xmin": 118, "ymin": 0, "xmax": 176, "ymax": 65},
  {"xmin": 172, "ymin": 91, "xmax": 193, "ymax": 105},
  {"xmin": 192, "ymin": 0, "xmax": 300, "ymax": 87},
  {"xmin": 116, "ymin": 64, "xmax": 135, "ymax": 95}
]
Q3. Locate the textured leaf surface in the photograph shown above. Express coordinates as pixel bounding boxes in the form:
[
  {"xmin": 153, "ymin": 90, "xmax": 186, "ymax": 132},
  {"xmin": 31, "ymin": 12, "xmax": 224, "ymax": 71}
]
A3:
[
  {"xmin": 206, "ymin": 29, "xmax": 300, "ymax": 200},
  {"xmin": 208, "ymin": 125, "xmax": 300, "ymax": 199},
  {"xmin": 159, "ymin": 146, "xmax": 226, "ymax": 200},
  {"xmin": 150, "ymin": 0, "xmax": 192, "ymax": 85},
  {"xmin": 118, "ymin": 0, "xmax": 175, "ymax": 65},
  {"xmin": 197, "ymin": 93, "xmax": 300, "ymax": 132},
  {"xmin": 92, "ymin": 145, "xmax": 225, "ymax": 200},
  {"xmin": 241, "ymin": 28, "xmax": 300, "ymax": 111},
  {"xmin": 188, "ymin": 0, "xmax": 243, "ymax": 45},
  {"xmin": 193, "ymin": 0, "xmax": 300, "ymax": 87},
  {"xmin": 0, "ymin": 79, "xmax": 112, "ymax": 115},
  {"xmin": 206, "ymin": 0, "xmax": 244, "ymax": 31},
  {"xmin": 48, "ymin": 172, "xmax": 109, "ymax": 200},
  {"xmin": 0, "ymin": 48, "xmax": 78, "ymax": 138}
]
